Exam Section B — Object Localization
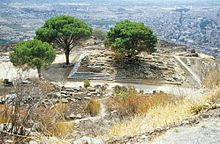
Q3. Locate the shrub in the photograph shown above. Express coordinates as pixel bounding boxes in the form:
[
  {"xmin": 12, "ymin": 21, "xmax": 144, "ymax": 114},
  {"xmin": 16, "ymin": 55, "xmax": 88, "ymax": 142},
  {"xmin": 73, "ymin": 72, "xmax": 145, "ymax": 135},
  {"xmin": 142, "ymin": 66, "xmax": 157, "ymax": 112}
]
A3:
[
  {"xmin": 108, "ymin": 86, "xmax": 184, "ymax": 119},
  {"xmin": 87, "ymin": 99, "xmax": 101, "ymax": 116},
  {"xmin": 39, "ymin": 81, "xmax": 54, "ymax": 92},
  {"xmin": 32, "ymin": 102, "xmax": 73, "ymax": 137},
  {"xmin": 83, "ymin": 80, "xmax": 90, "ymax": 88},
  {"xmin": 48, "ymin": 121, "xmax": 74, "ymax": 137},
  {"xmin": 113, "ymin": 85, "xmax": 128, "ymax": 95},
  {"xmin": 108, "ymin": 86, "xmax": 149, "ymax": 118},
  {"xmin": 0, "ymin": 105, "xmax": 27, "ymax": 124}
]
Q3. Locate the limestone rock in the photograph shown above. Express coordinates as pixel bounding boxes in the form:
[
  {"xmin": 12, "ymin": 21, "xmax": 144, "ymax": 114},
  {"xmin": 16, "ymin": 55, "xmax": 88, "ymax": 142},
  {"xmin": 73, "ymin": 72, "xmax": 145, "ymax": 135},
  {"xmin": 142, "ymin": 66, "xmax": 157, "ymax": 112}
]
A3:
[
  {"xmin": 61, "ymin": 98, "xmax": 68, "ymax": 103},
  {"xmin": 88, "ymin": 87, "xmax": 96, "ymax": 92},
  {"xmin": 68, "ymin": 114, "xmax": 82, "ymax": 120}
]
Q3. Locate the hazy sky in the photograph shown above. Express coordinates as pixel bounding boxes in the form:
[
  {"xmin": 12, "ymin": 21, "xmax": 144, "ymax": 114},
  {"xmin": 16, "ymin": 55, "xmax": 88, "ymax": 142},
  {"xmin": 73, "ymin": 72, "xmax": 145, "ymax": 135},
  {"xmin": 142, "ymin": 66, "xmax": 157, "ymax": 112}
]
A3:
[{"xmin": 1, "ymin": 0, "xmax": 219, "ymax": 6}]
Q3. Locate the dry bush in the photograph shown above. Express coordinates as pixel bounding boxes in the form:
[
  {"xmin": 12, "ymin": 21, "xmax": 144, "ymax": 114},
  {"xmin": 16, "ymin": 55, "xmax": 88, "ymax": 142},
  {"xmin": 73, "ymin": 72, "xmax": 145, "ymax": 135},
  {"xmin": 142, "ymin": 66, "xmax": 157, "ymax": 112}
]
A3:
[
  {"xmin": 38, "ymin": 81, "xmax": 55, "ymax": 92},
  {"xmin": 189, "ymin": 86, "xmax": 220, "ymax": 115},
  {"xmin": 108, "ymin": 86, "xmax": 181, "ymax": 118},
  {"xmin": 109, "ymin": 85, "xmax": 220, "ymax": 139},
  {"xmin": 0, "ymin": 105, "xmax": 12, "ymax": 124},
  {"xmin": 0, "ymin": 104, "xmax": 27, "ymax": 124},
  {"xmin": 47, "ymin": 121, "xmax": 74, "ymax": 137},
  {"xmin": 33, "ymin": 102, "xmax": 74, "ymax": 137},
  {"xmin": 108, "ymin": 86, "xmax": 146, "ymax": 117},
  {"xmin": 206, "ymin": 86, "xmax": 220, "ymax": 103},
  {"xmin": 109, "ymin": 97, "xmax": 193, "ymax": 138},
  {"xmin": 189, "ymin": 101, "xmax": 207, "ymax": 115},
  {"xmin": 87, "ymin": 98, "xmax": 101, "ymax": 116}
]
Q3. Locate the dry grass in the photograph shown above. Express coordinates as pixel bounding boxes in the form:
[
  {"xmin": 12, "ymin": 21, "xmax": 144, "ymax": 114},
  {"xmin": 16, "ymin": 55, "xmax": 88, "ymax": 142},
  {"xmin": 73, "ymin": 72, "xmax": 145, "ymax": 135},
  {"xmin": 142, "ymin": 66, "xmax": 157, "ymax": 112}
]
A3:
[
  {"xmin": 108, "ymin": 85, "xmax": 220, "ymax": 139},
  {"xmin": 109, "ymin": 96, "xmax": 193, "ymax": 138},
  {"xmin": 33, "ymin": 102, "xmax": 74, "ymax": 138},
  {"xmin": 87, "ymin": 98, "xmax": 101, "ymax": 116},
  {"xmin": 0, "ymin": 105, "xmax": 11, "ymax": 124},
  {"xmin": 108, "ymin": 87, "xmax": 182, "ymax": 118},
  {"xmin": 190, "ymin": 86, "xmax": 220, "ymax": 115},
  {"xmin": 202, "ymin": 64, "xmax": 220, "ymax": 88},
  {"xmin": 47, "ymin": 121, "xmax": 74, "ymax": 137},
  {"xmin": 38, "ymin": 81, "xmax": 55, "ymax": 92},
  {"xmin": 206, "ymin": 86, "xmax": 220, "ymax": 103},
  {"xmin": 0, "ymin": 104, "xmax": 27, "ymax": 124}
]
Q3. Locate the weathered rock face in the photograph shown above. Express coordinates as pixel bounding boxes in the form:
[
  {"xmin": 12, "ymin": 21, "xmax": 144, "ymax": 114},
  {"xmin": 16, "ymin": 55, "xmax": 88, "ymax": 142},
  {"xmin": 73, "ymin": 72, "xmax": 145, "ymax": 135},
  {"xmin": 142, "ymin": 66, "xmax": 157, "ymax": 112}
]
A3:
[{"xmin": 71, "ymin": 48, "xmax": 185, "ymax": 84}]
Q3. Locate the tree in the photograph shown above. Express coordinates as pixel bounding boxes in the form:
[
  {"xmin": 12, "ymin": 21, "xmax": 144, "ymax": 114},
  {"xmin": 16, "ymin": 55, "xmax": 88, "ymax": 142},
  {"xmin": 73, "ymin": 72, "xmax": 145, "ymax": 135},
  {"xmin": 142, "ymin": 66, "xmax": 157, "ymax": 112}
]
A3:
[
  {"xmin": 35, "ymin": 15, "xmax": 92, "ymax": 65},
  {"xmin": 105, "ymin": 20, "xmax": 157, "ymax": 59},
  {"xmin": 10, "ymin": 40, "xmax": 56, "ymax": 79}
]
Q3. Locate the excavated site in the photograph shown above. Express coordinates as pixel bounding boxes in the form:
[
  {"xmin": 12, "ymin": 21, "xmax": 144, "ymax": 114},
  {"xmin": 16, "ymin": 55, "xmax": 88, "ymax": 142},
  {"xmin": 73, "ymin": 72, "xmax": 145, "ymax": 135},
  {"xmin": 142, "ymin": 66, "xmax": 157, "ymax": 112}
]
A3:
[{"xmin": 0, "ymin": 39, "xmax": 220, "ymax": 144}]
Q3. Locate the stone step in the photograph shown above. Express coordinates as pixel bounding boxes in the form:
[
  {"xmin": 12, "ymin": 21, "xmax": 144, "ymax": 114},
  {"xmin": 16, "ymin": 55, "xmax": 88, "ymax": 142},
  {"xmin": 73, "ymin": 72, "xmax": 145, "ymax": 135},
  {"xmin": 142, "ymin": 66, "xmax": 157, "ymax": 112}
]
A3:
[{"xmin": 69, "ymin": 72, "xmax": 112, "ymax": 80}]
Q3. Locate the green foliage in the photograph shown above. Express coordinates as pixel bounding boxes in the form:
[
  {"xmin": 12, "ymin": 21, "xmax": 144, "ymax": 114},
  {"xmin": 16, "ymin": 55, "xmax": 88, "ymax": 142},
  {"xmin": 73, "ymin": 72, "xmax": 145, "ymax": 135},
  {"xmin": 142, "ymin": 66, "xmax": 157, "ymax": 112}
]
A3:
[
  {"xmin": 116, "ymin": 86, "xmax": 137, "ymax": 101},
  {"xmin": 35, "ymin": 15, "xmax": 92, "ymax": 65},
  {"xmin": 105, "ymin": 20, "xmax": 157, "ymax": 58},
  {"xmin": 114, "ymin": 85, "xmax": 127, "ymax": 94},
  {"xmin": 92, "ymin": 28, "xmax": 106, "ymax": 40},
  {"xmin": 10, "ymin": 40, "xmax": 56, "ymax": 79},
  {"xmin": 83, "ymin": 80, "xmax": 90, "ymax": 88}
]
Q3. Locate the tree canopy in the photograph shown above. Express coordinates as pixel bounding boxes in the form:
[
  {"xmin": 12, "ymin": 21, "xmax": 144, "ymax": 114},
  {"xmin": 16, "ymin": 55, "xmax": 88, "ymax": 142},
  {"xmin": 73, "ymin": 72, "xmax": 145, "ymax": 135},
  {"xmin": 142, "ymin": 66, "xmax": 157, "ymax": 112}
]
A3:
[
  {"xmin": 105, "ymin": 20, "xmax": 157, "ymax": 58},
  {"xmin": 10, "ymin": 39, "xmax": 56, "ymax": 79},
  {"xmin": 35, "ymin": 15, "xmax": 92, "ymax": 65}
]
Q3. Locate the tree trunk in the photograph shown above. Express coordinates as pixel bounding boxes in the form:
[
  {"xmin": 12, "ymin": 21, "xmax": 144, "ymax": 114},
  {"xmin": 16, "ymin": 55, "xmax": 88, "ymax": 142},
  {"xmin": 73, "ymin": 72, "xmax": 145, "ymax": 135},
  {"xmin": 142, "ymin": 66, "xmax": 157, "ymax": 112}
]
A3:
[
  {"xmin": 37, "ymin": 68, "xmax": 42, "ymax": 80},
  {"xmin": 65, "ymin": 47, "xmax": 70, "ymax": 65}
]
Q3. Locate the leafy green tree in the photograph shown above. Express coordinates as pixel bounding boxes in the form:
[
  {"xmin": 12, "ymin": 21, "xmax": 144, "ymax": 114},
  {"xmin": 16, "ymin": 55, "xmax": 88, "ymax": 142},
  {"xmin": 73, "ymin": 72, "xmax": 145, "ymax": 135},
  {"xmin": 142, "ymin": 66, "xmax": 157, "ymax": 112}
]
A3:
[
  {"xmin": 10, "ymin": 40, "xmax": 56, "ymax": 79},
  {"xmin": 35, "ymin": 15, "xmax": 92, "ymax": 65},
  {"xmin": 105, "ymin": 20, "xmax": 157, "ymax": 59}
]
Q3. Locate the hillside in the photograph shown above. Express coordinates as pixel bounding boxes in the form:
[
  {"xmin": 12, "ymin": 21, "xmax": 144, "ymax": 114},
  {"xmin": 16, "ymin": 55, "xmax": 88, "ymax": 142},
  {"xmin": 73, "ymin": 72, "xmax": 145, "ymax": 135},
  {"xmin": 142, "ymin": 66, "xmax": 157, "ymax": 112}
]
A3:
[{"xmin": 0, "ymin": 37, "xmax": 220, "ymax": 143}]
